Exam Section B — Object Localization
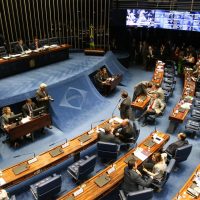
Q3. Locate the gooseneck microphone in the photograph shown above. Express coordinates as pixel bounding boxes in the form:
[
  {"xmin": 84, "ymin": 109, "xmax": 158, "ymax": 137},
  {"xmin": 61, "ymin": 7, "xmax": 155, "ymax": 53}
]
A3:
[
  {"xmin": 13, "ymin": 152, "xmax": 36, "ymax": 158},
  {"xmin": 49, "ymin": 138, "xmax": 68, "ymax": 146},
  {"xmin": 112, "ymin": 98, "xmax": 122, "ymax": 118},
  {"xmin": 91, "ymin": 119, "xmax": 105, "ymax": 130}
]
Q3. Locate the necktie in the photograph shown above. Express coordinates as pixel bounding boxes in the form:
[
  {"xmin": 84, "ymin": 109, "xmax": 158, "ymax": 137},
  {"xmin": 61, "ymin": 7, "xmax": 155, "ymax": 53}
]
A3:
[{"xmin": 28, "ymin": 104, "xmax": 32, "ymax": 115}]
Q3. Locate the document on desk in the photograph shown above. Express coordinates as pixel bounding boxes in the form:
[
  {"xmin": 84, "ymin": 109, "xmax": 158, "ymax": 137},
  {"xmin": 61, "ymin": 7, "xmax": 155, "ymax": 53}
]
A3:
[
  {"xmin": 133, "ymin": 148, "xmax": 148, "ymax": 161},
  {"xmin": 21, "ymin": 117, "xmax": 31, "ymax": 124},
  {"xmin": 0, "ymin": 178, "xmax": 6, "ymax": 186},
  {"xmin": 109, "ymin": 117, "xmax": 123, "ymax": 124},
  {"xmin": 73, "ymin": 188, "xmax": 84, "ymax": 197}
]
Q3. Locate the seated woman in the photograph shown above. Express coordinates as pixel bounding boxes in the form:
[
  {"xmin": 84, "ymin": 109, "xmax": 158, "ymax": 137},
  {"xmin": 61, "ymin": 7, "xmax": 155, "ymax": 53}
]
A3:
[
  {"xmin": 142, "ymin": 152, "xmax": 167, "ymax": 183},
  {"xmin": 1, "ymin": 106, "xmax": 19, "ymax": 147},
  {"xmin": 1, "ymin": 106, "xmax": 14, "ymax": 131}
]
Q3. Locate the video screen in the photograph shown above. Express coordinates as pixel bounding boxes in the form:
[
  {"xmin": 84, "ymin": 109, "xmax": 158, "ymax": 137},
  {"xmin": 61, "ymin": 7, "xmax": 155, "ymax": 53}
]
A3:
[{"xmin": 126, "ymin": 9, "xmax": 200, "ymax": 32}]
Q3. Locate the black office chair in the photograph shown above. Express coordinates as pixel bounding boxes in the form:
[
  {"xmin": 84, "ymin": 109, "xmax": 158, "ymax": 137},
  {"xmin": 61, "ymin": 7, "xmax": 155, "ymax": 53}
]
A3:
[
  {"xmin": 9, "ymin": 41, "xmax": 18, "ymax": 53},
  {"xmin": 151, "ymin": 158, "xmax": 176, "ymax": 191},
  {"xmin": 119, "ymin": 188, "xmax": 154, "ymax": 200},
  {"xmin": 97, "ymin": 141, "xmax": 120, "ymax": 162},
  {"xmin": 67, "ymin": 155, "xmax": 96, "ymax": 180},
  {"xmin": 185, "ymin": 120, "xmax": 200, "ymax": 137}
]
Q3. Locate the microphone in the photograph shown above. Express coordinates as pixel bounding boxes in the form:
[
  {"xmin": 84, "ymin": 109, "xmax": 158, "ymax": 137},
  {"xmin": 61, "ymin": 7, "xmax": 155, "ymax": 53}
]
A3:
[
  {"xmin": 13, "ymin": 152, "xmax": 36, "ymax": 159},
  {"xmin": 112, "ymin": 98, "xmax": 121, "ymax": 118},
  {"xmin": 49, "ymin": 138, "xmax": 67, "ymax": 147},
  {"xmin": 154, "ymin": 125, "xmax": 157, "ymax": 132},
  {"xmin": 91, "ymin": 119, "xmax": 105, "ymax": 130}
]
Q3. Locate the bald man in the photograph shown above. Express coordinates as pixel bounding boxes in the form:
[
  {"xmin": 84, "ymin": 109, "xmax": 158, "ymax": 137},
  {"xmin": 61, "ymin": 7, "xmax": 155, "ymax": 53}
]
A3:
[{"xmin": 35, "ymin": 83, "xmax": 53, "ymax": 111}]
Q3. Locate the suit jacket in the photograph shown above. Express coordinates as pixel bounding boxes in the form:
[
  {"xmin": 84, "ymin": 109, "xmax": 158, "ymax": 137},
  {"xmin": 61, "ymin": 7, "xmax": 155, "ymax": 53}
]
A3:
[
  {"xmin": 14, "ymin": 44, "xmax": 29, "ymax": 54},
  {"xmin": 1, "ymin": 112, "xmax": 14, "ymax": 130},
  {"xmin": 166, "ymin": 140, "xmax": 189, "ymax": 156},
  {"xmin": 35, "ymin": 89, "xmax": 50, "ymax": 109},
  {"xmin": 117, "ymin": 122, "xmax": 137, "ymax": 143},
  {"xmin": 98, "ymin": 131, "xmax": 121, "ymax": 144},
  {"xmin": 122, "ymin": 167, "xmax": 152, "ymax": 194},
  {"xmin": 148, "ymin": 87, "xmax": 165, "ymax": 102},
  {"xmin": 119, "ymin": 96, "xmax": 134, "ymax": 120},
  {"xmin": 22, "ymin": 102, "xmax": 37, "ymax": 117},
  {"xmin": 133, "ymin": 81, "xmax": 149, "ymax": 100},
  {"xmin": 147, "ymin": 98, "xmax": 165, "ymax": 114}
]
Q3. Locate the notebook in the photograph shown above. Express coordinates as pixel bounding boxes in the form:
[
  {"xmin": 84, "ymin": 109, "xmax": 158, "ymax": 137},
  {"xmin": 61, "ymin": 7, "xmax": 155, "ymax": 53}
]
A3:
[{"xmin": 95, "ymin": 174, "xmax": 111, "ymax": 187}]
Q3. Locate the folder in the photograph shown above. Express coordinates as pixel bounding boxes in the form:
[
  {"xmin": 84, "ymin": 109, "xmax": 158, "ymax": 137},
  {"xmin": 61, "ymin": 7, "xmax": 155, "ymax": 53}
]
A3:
[
  {"xmin": 95, "ymin": 174, "xmax": 111, "ymax": 187},
  {"xmin": 143, "ymin": 140, "xmax": 156, "ymax": 148},
  {"xmin": 65, "ymin": 196, "xmax": 75, "ymax": 200},
  {"xmin": 12, "ymin": 163, "xmax": 29, "ymax": 175},
  {"xmin": 79, "ymin": 134, "xmax": 91, "ymax": 143},
  {"xmin": 49, "ymin": 147, "xmax": 64, "ymax": 157},
  {"xmin": 139, "ymin": 96, "xmax": 146, "ymax": 101},
  {"xmin": 124, "ymin": 154, "xmax": 139, "ymax": 164}
]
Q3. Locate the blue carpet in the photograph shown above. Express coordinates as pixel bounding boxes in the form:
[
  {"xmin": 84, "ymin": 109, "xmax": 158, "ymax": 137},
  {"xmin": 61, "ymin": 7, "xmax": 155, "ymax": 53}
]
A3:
[{"xmin": 0, "ymin": 53, "xmax": 199, "ymax": 200}]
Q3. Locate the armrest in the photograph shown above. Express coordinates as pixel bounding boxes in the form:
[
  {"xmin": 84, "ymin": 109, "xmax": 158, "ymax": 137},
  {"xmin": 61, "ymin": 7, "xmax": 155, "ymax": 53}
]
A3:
[{"xmin": 119, "ymin": 190, "xmax": 127, "ymax": 200}]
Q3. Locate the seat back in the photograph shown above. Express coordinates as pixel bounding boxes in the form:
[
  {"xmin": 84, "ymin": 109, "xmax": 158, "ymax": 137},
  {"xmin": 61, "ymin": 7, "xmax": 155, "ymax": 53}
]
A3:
[
  {"xmin": 49, "ymin": 37, "xmax": 60, "ymax": 45},
  {"xmin": 165, "ymin": 158, "xmax": 176, "ymax": 181},
  {"xmin": 127, "ymin": 188, "xmax": 154, "ymax": 200},
  {"xmin": 36, "ymin": 174, "xmax": 62, "ymax": 199},
  {"xmin": 132, "ymin": 120, "xmax": 140, "ymax": 142},
  {"xmin": 79, "ymin": 155, "xmax": 96, "ymax": 178},
  {"xmin": 39, "ymin": 39, "xmax": 49, "ymax": 47},
  {"xmin": 97, "ymin": 141, "xmax": 120, "ymax": 160},
  {"xmin": 174, "ymin": 144, "xmax": 192, "ymax": 162},
  {"xmin": 0, "ymin": 46, "xmax": 7, "ymax": 57},
  {"xmin": 9, "ymin": 42, "xmax": 18, "ymax": 53}
]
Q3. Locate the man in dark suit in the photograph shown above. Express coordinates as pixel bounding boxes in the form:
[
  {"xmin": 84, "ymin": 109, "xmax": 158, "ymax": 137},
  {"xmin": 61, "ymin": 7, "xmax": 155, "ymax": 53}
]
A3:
[
  {"xmin": 35, "ymin": 83, "xmax": 53, "ymax": 112},
  {"xmin": 119, "ymin": 91, "xmax": 134, "ymax": 120},
  {"xmin": 115, "ymin": 119, "xmax": 138, "ymax": 143},
  {"xmin": 35, "ymin": 83, "xmax": 53, "ymax": 129},
  {"xmin": 14, "ymin": 39, "xmax": 29, "ymax": 54},
  {"xmin": 22, "ymin": 99, "xmax": 37, "ymax": 117},
  {"xmin": 98, "ymin": 126, "xmax": 121, "ymax": 144},
  {"xmin": 122, "ymin": 159, "xmax": 152, "ymax": 194},
  {"xmin": 164, "ymin": 133, "xmax": 189, "ymax": 156}
]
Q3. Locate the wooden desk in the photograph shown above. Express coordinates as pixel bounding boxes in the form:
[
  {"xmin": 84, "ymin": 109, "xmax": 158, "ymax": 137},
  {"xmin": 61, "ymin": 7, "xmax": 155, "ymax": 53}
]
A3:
[
  {"xmin": 7, "ymin": 114, "xmax": 51, "ymax": 141},
  {"xmin": 0, "ymin": 118, "xmax": 120, "ymax": 189},
  {"xmin": 84, "ymin": 48, "xmax": 105, "ymax": 56},
  {"xmin": 173, "ymin": 164, "xmax": 200, "ymax": 200},
  {"xmin": 168, "ymin": 69, "xmax": 196, "ymax": 132},
  {"xmin": 132, "ymin": 62, "xmax": 165, "ymax": 110},
  {"xmin": 0, "ymin": 44, "xmax": 71, "ymax": 78},
  {"xmin": 58, "ymin": 131, "xmax": 170, "ymax": 200}
]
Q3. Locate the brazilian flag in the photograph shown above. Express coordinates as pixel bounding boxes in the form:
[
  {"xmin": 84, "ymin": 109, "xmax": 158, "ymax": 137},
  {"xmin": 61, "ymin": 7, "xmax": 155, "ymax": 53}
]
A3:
[{"xmin": 89, "ymin": 25, "xmax": 95, "ymax": 49}]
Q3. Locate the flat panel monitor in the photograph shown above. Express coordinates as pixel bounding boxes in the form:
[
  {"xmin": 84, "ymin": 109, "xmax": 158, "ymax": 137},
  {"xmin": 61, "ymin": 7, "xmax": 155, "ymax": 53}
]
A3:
[
  {"xmin": 126, "ymin": 9, "xmax": 200, "ymax": 32},
  {"xmin": 8, "ymin": 113, "xmax": 23, "ymax": 125},
  {"xmin": 32, "ymin": 106, "xmax": 46, "ymax": 118}
]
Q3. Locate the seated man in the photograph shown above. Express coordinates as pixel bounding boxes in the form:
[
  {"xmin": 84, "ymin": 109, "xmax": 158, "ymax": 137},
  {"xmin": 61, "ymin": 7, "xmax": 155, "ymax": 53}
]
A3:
[
  {"xmin": 22, "ymin": 98, "xmax": 37, "ymax": 117},
  {"xmin": 114, "ymin": 119, "xmax": 137, "ymax": 143},
  {"xmin": 94, "ymin": 67, "xmax": 110, "ymax": 94},
  {"xmin": 148, "ymin": 83, "xmax": 165, "ymax": 102},
  {"xmin": 139, "ymin": 93, "xmax": 165, "ymax": 127},
  {"xmin": 118, "ymin": 91, "xmax": 134, "ymax": 120},
  {"xmin": 121, "ymin": 159, "xmax": 152, "ymax": 194},
  {"xmin": 98, "ymin": 126, "xmax": 121, "ymax": 144},
  {"xmin": 0, "ymin": 188, "xmax": 9, "ymax": 200},
  {"xmin": 14, "ymin": 39, "xmax": 29, "ymax": 54},
  {"xmin": 29, "ymin": 37, "xmax": 41, "ymax": 50},
  {"xmin": 164, "ymin": 133, "xmax": 189, "ymax": 157},
  {"xmin": 132, "ymin": 81, "xmax": 152, "ymax": 101}
]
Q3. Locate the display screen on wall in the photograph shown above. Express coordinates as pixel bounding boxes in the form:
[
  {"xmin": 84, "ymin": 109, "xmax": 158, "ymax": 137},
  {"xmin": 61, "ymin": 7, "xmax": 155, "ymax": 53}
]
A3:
[{"xmin": 126, "ymin": 9, "xmax": 200, "ymax": 32}]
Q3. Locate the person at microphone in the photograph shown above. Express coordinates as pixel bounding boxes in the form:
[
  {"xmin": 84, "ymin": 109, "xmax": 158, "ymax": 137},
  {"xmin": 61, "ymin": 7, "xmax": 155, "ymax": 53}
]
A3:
[
  {"xmin": 118, "ymin": 91, "xmax": 134, "ymax": 120},
  {"xmin": 22, "ymin": 98, "xmax": 37, "ymax": 117},
  {"xmin": 35, "ymin": 83, "xmax": 53, "ymax": 128}
]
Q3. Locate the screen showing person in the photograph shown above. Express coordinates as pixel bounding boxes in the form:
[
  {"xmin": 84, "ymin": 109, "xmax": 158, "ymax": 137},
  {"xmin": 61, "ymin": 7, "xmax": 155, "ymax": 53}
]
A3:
[{"xmin": 8, "ymin": 113, "xmax": 23, "ymax": 125}]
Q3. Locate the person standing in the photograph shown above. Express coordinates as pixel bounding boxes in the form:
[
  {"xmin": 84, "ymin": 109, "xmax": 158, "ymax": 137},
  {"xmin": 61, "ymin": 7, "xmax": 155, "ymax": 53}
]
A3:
[{"xmin": 119, "ymin": 91, "xmax": 134, "ymax": 120}]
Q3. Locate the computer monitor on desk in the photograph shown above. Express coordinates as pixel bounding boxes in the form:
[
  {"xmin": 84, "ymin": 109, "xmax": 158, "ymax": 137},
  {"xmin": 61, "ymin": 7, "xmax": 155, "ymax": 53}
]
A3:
[
  {"xmin": 8, "ymin": 113, "xmax": 23, "ymax": 125},
  {"xmin": 32, "ymin": 106, "xmax": 46, "ymax": 118}
]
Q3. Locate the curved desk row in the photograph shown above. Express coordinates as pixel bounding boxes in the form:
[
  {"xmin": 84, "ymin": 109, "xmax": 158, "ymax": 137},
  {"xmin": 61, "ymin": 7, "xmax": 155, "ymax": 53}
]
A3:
[
  {"xmin": 0, "ymin": 117, "xmax": 121, "ymax": 189},
  {"xmin": 132, "ymin": 61, "xmax": 165, "ymax": 110},
  {"xmin": 0, "ymin": 44, "xmax": 71, "ymax": 78},
  {"xmin": 57, "ymin": 131, "xmax": 170, "ymax": 200},
  {"xmin": 173, "ymin": 164, "xmax": 200, "ymax": 200},
  {"xmin": 168, "ymin": 69, "xmax": 196, "ymax": 133}
]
